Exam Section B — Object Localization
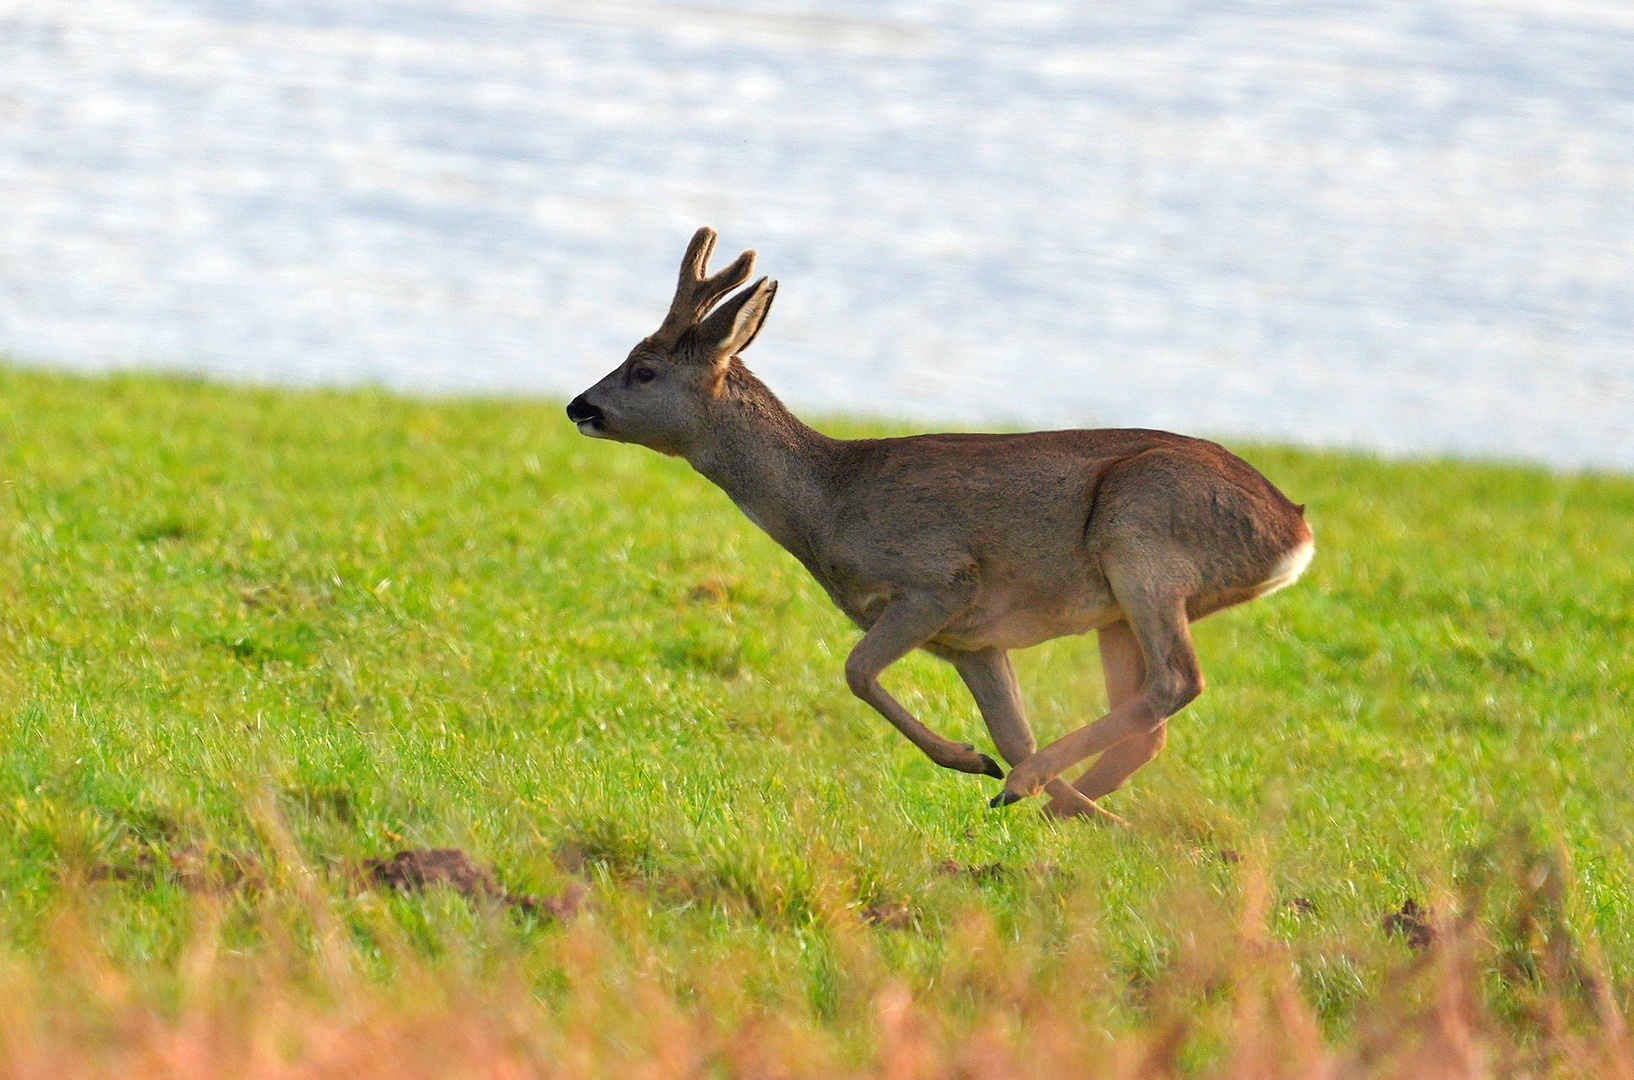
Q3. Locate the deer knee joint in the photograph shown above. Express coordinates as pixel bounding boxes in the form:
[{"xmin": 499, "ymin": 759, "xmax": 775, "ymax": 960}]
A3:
[
  {"xmin": 1175, "ymin": 677, "xmax": 1202, "ymax": 714},
  {"xmin": 844, "ymin": 657, "xmax": 876, "ymax": 699},
  {"xmin": 1140, "ymin": 669, "xmax": 1201, "ymax": 724},
  {"xmin": 1157, "ymin": 674, "xmax": 1202, "ymax": 719}
]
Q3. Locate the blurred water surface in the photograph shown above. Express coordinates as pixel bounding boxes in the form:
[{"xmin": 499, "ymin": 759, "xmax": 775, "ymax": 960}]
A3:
[{"xmin": 1, "ymin": 0, "xmax": 1631, "ymax": 469}]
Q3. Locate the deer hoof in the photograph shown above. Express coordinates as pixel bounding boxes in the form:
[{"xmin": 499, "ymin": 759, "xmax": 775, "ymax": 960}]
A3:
[
  {"xmin": 978, "ymin": 754, "xmax": 1004, "ymax": 780},
  {"xmin": 989, "ymin": 789, "xmax": 1023, "ymax": 808}
]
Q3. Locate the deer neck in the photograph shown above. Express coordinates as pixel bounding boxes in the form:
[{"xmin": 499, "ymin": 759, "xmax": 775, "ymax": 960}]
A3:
[{"xmin": 685, "ymin": 366, "xmax": 837, "ymax": 560}]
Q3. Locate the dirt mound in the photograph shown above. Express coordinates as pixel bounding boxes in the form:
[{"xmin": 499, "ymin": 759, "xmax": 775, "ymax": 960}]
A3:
[
  {"xmin": 359, "ymin": 848, "xmax": 584, "ymax": 922},
  {"xmin": 1382, "ymin": 898, "xmax": 1435, "ymax": 950}
]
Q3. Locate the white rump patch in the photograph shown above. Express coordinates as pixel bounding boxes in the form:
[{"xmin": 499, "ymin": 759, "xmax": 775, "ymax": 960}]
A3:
[{"xmin": 1258, "ymin": 537, "xmax": 1315, "ymax": 598}]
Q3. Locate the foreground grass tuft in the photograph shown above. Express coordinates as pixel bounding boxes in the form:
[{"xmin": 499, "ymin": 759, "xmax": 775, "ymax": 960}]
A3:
[{"xmin": 1, "ymin": 365, "xmax": 1632, "ymax": 1074}]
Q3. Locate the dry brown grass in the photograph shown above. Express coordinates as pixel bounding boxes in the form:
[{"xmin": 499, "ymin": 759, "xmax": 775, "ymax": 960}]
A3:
[{"xmin": 4, "ymin": 847, "xmax": 1630, "ymax": 1080}]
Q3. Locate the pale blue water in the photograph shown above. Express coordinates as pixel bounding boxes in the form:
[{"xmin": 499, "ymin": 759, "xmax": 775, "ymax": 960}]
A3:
[{"xmin": 2, "ymin": 0, "xmax": 1631, "ymax": 470}]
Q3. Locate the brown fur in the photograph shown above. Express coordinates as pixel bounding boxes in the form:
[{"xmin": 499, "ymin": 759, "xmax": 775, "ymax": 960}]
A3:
[{"xmin": 567, "ymin": 228, "xmax": 1313, "ymax": 818}]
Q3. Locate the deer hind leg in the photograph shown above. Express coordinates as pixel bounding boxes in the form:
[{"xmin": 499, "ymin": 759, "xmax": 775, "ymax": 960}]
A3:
[
  {"xmin": 844, "ymin": 595, "xmax": 1004, "ymax": 779},
  {"xmin": 952, "ymin": 649, "xmax": 1127, "ymax": 824},
  {"xmin": 994, "ymin": 569, "xmax": 1201, "ymax": 807},
  {"xmin": 1043, "ymin": 620, "xmax": 1167, "ymax": 816}
]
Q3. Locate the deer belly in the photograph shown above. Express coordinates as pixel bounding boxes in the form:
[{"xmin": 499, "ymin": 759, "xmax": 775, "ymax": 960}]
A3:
[{"xmin": 936, "ymin": 587, "xmax": 1115, "ymax": 651}]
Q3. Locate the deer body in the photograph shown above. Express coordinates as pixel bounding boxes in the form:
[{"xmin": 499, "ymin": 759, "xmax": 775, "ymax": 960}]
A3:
[{"xmin": 569, "ymin": 229, "xmax": 1312, "ymax": 819}]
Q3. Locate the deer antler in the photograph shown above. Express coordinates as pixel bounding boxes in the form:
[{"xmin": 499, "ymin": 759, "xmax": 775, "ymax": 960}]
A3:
[{"xmin": 652, "ymin": 227, "xmax": 756, "ymax": 346}]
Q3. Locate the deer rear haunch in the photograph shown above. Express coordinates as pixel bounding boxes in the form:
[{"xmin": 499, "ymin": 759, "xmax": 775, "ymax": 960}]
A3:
[{"xmin": 568, "ymin": 227, "xmax": 1313, "ymax": 819}]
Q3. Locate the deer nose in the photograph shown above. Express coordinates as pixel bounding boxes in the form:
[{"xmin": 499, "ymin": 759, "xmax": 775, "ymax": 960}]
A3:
[{"xmin": 566, "ymin": 395, "xmax": 604, "ymax": 427}]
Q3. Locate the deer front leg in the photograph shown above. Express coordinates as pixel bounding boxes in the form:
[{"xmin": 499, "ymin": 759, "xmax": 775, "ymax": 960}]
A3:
[
  {"xmin": 994, "ymin": 584, "xmax": 1200, "ymax": 807},
  {"xmin": 845, "ymin": 597, "xmax": 1005, "ymax": 780},
  {"xmin": 953, "ymin": 648, "xmax": 1127, "ymax": 824}
]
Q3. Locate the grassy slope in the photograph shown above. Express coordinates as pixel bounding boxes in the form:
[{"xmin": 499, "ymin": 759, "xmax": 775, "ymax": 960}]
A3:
[{"xmin": 1, "ymin": 365, "xmax": 1631, "ymax": 1040}]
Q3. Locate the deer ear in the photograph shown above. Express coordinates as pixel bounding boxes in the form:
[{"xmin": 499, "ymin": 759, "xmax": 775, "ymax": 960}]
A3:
[{"xmin": 694, "ymin": 278, "xmax": 777, "ymax": 364}]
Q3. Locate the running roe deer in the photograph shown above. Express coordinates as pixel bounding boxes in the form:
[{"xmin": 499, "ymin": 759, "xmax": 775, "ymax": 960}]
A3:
[{"xmin": 567, "ymin": 228, "xmax": 1313, "ymax": 819}]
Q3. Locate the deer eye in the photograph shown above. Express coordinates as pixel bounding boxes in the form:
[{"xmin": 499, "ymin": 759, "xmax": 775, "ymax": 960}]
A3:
[{"xmin": 633, "ymin": 365, "xmax": 657, "ymax": 385}]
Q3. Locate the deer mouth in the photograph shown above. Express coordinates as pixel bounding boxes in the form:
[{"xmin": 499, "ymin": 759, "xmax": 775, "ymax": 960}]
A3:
[{"xmin": 566, "ymin": 395, "xmax": 607, "ymax": 435}]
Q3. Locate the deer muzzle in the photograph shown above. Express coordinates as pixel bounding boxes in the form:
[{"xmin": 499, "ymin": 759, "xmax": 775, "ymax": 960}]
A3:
[{"xmin": 566, "ymin": 394, "xmax": 607, "ymax": 436}]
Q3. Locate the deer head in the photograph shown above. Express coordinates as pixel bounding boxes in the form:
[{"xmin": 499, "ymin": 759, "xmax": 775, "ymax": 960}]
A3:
[{"xmin": 567, "ymin": 228, "xmax": 778, "ymax": 456}]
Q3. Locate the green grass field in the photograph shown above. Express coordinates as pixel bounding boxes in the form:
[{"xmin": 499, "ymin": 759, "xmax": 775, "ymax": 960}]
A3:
[{"xmin": 1, "ymin": 364, "xmax": 1631, "ymax": 1075}]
